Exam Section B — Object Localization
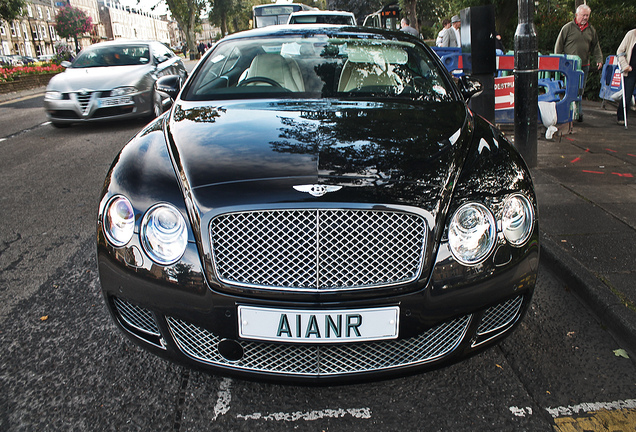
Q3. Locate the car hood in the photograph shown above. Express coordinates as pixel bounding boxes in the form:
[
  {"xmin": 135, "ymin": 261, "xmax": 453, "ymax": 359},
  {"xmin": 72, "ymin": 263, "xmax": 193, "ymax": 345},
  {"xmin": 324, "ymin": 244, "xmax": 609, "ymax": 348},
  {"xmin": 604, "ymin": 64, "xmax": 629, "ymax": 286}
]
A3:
[
  {"xmin": 167, "ymin": 99, "xmax": 472, "ymax": 214},
  {"xmin": 47, "ymin": 65, "xmax": 154, "ymax": 92}
]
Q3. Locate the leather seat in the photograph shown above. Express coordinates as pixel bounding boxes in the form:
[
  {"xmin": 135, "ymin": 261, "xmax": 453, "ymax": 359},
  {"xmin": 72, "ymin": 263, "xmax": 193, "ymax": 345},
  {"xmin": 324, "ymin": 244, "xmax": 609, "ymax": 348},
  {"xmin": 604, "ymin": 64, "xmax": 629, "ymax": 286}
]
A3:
[
  {"xmin": 243, "ymin": 53, "xmax": 305, "ymax": 91},
  {"xmin": 338, "ymin": 60, "xmax": 398, "ymax": 92}
]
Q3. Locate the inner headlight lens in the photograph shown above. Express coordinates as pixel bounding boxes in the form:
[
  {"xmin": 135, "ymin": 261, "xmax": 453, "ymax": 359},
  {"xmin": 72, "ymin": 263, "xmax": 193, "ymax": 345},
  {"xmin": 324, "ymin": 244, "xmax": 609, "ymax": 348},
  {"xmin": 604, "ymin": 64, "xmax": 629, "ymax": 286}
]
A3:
[
  {"xmin": 104, "ymin": 196, "xmax": 135, "ymax": 247},
  {"xmin": 45, "ymin": 91, "xmax": 63, "ymax": 100},
  {"xmin": 141, "ymin": 204, "xmax": 188, "ymax": 265},
  {"xmin": 110, "ymin": 86, "xmax": 136, "ymax": 96},
  {"xmin": 502, "ymin": 194, "xmax": 534, "ymax": 246},
  {"xmin": 448, "ymin": 202, "xmax": 496, "ymax": 265}
]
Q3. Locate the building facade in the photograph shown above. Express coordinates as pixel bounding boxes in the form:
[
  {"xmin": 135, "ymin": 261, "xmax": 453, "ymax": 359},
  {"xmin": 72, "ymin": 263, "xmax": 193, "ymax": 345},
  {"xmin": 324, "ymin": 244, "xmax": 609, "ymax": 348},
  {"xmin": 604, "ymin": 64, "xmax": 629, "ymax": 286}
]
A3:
[
  {"xmin": 0, "ymin": 0, "xmax": 61, "ymax": 57},
  {"xmin": 99, "ymin": 0, "xmax": 170, "ymax": 44},
  {"xmin": 1, "ymin": 0, "xmax": 182, "ymax": 58}
]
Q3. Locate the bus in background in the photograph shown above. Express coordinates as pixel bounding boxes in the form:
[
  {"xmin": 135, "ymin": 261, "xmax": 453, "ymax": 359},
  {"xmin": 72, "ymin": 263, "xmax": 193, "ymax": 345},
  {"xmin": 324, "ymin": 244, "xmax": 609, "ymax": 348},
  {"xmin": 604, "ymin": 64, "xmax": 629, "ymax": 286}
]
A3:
[
  {"xmin": 252, "ymin": 2, "xmax": 316, "ymax": 28},
  {"xmin": 362, "ymin": 2, "xmax": 400, "ymax": 31}
]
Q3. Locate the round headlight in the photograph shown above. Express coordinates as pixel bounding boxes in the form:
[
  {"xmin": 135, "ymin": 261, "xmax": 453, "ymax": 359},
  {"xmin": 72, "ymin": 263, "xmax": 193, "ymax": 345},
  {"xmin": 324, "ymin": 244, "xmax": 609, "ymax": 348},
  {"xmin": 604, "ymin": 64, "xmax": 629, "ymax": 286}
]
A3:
[
  {"xmin": 448, "ymin": 202, "xmax": 496, "ymax": 265},
  {"xmin": 103, "ymin": 196, "xmax": 135, "ymax": 247},
  {"xmin": 502, "ymin": 194, "xmax": 534, "ymax": 246},
  {"xmin": 141, "ymin": 204, "xmax": 188, "ymax": 265}
]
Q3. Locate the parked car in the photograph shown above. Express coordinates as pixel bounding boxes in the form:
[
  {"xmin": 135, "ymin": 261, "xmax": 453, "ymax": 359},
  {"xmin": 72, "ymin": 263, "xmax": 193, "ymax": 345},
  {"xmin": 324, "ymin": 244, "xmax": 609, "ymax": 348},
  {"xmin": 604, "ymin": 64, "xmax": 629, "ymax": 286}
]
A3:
[
  {"xmin": 97, "ymin": 25, "xmax": 538, "ymax": 383},
  {"xmin": 43, "ymin": 40, "xmax": 187, "ymax": 127},
  {"xmin": 287, "ymin": 10, "xmax": 357, "ymax": 25},
  {"xmin": 37, "ymin": 54, "xmax": 56, "ymax": 62},
  {"xmin": 19, "ymin": 55, "xmax": 37, "ymax": 65}
]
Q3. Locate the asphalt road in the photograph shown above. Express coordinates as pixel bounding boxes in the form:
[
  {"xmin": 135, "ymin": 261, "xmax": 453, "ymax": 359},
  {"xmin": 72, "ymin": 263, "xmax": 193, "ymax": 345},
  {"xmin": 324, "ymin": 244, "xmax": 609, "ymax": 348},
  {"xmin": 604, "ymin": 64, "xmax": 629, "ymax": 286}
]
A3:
[{"xmin": 1, "ymin": 95, "xmax": 635, "ymax": 431}]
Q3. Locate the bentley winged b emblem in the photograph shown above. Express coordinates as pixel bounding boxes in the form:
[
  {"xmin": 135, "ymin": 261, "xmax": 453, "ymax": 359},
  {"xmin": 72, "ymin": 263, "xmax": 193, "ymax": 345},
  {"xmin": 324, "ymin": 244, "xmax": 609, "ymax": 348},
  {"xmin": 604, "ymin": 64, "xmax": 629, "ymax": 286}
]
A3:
[{"xmin": 293, "ymin": 184, "xmax": 342, "ymax": 197}]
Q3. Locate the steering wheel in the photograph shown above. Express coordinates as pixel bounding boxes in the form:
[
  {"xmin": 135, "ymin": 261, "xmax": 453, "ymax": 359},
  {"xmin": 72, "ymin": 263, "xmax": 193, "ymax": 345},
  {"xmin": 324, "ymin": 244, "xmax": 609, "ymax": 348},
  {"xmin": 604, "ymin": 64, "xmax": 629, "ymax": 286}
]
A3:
[{"xmin": 238, "ymin": 77, "xmax": 282, "ymax": 87}]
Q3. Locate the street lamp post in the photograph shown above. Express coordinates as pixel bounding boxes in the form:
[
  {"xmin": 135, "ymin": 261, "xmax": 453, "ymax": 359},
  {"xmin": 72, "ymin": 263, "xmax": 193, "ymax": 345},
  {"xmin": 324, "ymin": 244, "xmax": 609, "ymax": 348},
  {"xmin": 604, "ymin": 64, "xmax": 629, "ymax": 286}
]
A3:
[{"xmin": 514, "ymin": 0, "xmax": 538, "ymax": 168}]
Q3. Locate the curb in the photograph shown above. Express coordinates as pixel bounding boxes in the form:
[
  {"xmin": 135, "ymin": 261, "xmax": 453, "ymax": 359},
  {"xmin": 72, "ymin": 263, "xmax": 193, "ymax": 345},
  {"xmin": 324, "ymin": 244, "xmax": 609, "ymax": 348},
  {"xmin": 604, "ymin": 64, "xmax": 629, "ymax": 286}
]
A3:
[{"xmin": 540, "ymin": 231, "xmax": 636, "ymax": 356}]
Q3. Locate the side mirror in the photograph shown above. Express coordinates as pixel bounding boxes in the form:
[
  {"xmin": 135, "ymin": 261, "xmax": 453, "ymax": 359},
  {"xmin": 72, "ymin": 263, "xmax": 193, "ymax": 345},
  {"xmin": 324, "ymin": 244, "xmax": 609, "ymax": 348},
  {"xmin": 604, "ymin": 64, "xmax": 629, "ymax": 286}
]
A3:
[
  {"xmin": 61, "ymin": 61, "xmax": 72, "ymax": 68},
  {"xmin": 155, "ymin": 75, "xmax": 182, "ymax": 101},
  {"xmin": 458, "ymin": 75, "xmax": 483, "ymax": 101}
]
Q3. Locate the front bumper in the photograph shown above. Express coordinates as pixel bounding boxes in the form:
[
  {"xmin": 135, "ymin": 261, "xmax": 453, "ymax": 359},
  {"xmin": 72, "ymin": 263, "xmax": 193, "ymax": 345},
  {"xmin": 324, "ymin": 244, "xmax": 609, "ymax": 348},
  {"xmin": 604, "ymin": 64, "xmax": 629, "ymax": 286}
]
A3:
[
  {"xmin": 97, "ymin": 236, "xmax": 538, "ymax": 384},
  {"xmin": 44, "ymin": 90, "xmax": 152, "ymax": 123}
]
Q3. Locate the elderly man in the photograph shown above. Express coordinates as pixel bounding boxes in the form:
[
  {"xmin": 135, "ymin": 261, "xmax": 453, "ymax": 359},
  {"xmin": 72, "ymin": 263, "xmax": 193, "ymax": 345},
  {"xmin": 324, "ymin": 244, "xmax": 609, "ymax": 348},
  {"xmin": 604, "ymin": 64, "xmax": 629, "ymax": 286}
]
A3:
[
  {"xmin": 554, "ymin": 4, "xmax": 603, "ymax": 122},
  {"xmin": 440, "ymin": 15, "xmax": 461, "ymax": 47},
  {"xmin": 400, "ymin": 17, "xmax": 419, "ymax": 37}
]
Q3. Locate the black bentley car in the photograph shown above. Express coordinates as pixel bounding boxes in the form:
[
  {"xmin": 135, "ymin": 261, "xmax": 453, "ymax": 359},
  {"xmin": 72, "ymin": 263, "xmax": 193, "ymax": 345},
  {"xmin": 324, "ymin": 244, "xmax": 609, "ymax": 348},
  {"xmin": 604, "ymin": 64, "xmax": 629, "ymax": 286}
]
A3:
[{"xmin": 97, "ymin": 25, "xmax": 538, "ymax": 383}]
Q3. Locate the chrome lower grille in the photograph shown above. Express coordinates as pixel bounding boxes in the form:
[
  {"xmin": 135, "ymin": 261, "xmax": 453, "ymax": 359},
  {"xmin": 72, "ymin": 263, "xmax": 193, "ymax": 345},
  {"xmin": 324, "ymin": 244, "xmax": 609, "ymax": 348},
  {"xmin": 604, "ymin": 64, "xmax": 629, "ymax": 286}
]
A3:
[
  {"xmin": 210, "ymin": 209, "xmax": 427, "ymax": 292},
  {"xmin": 166, "ymin": 315, "xmax": 470, "ymax": 376},
  {"xmin": 113, "ymin": 297, "xmax": 160, "ymax": 336},
  {"xmin": 477, "ymin": 295, "xmax": 524, "ymax": 336}
]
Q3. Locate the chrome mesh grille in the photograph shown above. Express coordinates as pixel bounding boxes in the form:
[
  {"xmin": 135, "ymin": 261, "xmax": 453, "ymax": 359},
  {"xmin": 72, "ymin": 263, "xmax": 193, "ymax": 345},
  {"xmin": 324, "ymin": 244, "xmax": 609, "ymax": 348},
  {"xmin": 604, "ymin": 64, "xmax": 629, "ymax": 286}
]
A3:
[
  {"xmin": 210, "ymin": 209, "xmax": 427, "ymax": 291},
  {"xmin": 166, "ymin": 315, "xmax": 470, "ymax": 376},
  {"xmin": 113, "ymin": 297, "xmax": 160, "ymax": 336},
  {"xmin": 477, "ymin": 296, "xmax": 523, "ymax": 335}
]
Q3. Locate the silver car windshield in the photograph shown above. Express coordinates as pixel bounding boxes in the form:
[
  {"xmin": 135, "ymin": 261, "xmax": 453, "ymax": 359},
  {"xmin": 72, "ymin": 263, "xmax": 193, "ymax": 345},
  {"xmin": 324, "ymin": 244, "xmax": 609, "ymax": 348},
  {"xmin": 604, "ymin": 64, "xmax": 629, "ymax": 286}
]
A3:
[
  {"xmin": 184, "ymin": 35, "xmax": 454, "ymax": 102},
  {"xmin": 72, "ymin": 45, "xmax": 151, "ymax": 68}
]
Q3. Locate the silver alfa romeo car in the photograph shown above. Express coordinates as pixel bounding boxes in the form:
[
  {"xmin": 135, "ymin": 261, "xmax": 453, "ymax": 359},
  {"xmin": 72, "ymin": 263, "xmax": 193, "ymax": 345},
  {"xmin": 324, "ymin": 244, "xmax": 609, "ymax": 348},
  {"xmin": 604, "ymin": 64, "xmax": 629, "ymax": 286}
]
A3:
[{"xmin": 44, "ymin": 40, "xmax": 187, "ymax": 128}]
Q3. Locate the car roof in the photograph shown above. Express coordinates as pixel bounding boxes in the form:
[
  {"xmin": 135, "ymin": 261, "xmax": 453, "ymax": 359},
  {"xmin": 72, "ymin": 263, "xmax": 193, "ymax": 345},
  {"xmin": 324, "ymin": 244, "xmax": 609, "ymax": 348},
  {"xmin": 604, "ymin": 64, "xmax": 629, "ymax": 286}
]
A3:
[
  {"xmin": 289, "ymin": 10, "xmax": 355, "ymax": 17},
  {"xmin": 219, "ymin": 25, "xmax": 418, "ymax": 44}
]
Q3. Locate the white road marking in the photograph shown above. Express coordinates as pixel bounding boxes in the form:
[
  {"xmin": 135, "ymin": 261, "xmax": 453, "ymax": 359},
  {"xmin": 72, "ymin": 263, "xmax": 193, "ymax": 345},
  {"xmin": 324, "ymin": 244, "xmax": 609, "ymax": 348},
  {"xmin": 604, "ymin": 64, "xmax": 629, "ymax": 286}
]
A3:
[
  {"xmin": 510, "ymin": 399, "xmax": 636, "ymax": 419},
  {"xmin": 237, "ymin": 408, "xmax": 372, "ymax": 422},
  {"xmin": 212, "ymin": 377, "xmax": 372, "ymax": 422},
  {"xmin": 212, "ymin": 378, "xmax": 232, "ymax": 421},
  {"xmin": 545, "ymin": 399, "xmax": 636, "ymax": 418}
]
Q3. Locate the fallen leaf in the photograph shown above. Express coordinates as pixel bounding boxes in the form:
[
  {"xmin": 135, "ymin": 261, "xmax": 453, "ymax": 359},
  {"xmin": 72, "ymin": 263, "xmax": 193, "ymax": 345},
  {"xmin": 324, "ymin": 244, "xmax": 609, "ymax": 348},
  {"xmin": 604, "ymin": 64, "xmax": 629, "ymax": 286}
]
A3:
[
  {"xmin": 614, "ymin": 349, "xmax": 630, "ymax": 359},
  {"xmin": 496, "ymin": 364, "xmax": 503, "ymax": 369},
  {"xmin": 40, "ymin": 315, "xmax": 49, "ymax": 321}
]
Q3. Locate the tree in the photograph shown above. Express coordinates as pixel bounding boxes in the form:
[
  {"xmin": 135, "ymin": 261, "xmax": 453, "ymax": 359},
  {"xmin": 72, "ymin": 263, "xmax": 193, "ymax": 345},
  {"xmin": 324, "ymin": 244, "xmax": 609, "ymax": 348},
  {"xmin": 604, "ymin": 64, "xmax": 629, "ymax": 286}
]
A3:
[
  {"xmin": 0, "ymin": 0, "xmax": 25, "ymax": 22},
  {"xmin": 208, "ymin": 0, "xmax": 241, "ymax": 36},
  {"xmin": 54, "ymin": 5, "xmax": 93, "ymax": 53},
  {"xmin": 165, "ymin": 0, "xmax": 205, "ymax": 59}
]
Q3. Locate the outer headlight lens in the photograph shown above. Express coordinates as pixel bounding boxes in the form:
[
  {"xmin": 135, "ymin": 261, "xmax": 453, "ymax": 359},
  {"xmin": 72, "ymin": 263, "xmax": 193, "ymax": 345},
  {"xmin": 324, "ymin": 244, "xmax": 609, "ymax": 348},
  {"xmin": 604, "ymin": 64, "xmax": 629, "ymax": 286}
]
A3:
[
  {"xmin": 141, "ymin": 204, "xmax": 188, "ymax": 265},
  {"xmin": 448, "ymin": 202, "xmax": 496, "ymax": 265},
  {"xmin": 110, "ymin": 86, "xmax": 137, "ymax": 96},
  {"xmin": 104, "ymin": 196, "xmax": 135, "ymax": 247},
  {"xmin": 45, "ymin": 91, "xmax": 63, "ymax": 100},
  {"xmin": 502, "ymin": 194, "xmax": 534, "ymax": 246}
]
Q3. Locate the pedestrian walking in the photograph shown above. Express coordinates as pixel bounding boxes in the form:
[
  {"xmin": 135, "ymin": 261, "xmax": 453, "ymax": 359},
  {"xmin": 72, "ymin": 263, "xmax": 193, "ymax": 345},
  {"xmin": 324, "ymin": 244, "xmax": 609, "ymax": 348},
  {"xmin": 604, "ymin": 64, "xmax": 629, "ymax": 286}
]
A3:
[
  {"xmin": 440, "ymin": 15, "xmax": 461, "ymax": 48},
  {"xmin": 616, "ymin": 28, "xmax": 636, "ymax": 127},
  {"xmin": 554, "ymin": 4, "xmax": 603, "ymax": 124},
  {"xmin": 400, "ymin": 17, "xmax": 419, "ymax": 37},
  {"xmin": 436, "ymin": 19, "xmax": 451, "ymax": 47}
]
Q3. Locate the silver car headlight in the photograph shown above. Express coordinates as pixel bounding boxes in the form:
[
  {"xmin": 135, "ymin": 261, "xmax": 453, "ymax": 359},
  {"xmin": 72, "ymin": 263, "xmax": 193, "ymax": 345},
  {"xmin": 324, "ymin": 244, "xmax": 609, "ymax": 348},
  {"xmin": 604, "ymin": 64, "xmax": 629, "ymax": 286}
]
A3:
[
  {"xmin": 141, "ymin": 204, "xmax": 188, "ymax": 265},
  {"xmin": 502, "ymin": 194, "xmax": 534, "ymax": 246},
  {"xmin": 103, "ymin": 196, "xmax": 135, "ymax": 247},
  {"xmin": 448, "ymin": 202, "xmax": 496, "ymax": 265},
  {"xmin": 110, "ymin": 86, "xmax": 137, "ymax": 96},
  {"xmin": 45, "ymin": 91, "xmax": 63, "ymax": 100}
]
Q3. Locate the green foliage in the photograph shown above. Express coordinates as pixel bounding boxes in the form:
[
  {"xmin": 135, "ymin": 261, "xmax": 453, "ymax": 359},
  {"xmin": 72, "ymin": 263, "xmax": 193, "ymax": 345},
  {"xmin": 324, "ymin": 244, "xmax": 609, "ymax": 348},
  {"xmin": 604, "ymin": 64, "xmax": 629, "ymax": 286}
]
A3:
[{"xmin": 0, "ymin": 0, "xmax": 25, "ymax": 22}]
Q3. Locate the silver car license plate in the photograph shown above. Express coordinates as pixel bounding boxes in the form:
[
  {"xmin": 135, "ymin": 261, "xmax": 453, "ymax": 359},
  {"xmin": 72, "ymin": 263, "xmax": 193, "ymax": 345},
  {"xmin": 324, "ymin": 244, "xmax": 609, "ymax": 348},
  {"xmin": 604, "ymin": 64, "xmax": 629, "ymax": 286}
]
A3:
[{"xmin": 238, "ymin": 306, "xmax": 399, "ymax": 343}]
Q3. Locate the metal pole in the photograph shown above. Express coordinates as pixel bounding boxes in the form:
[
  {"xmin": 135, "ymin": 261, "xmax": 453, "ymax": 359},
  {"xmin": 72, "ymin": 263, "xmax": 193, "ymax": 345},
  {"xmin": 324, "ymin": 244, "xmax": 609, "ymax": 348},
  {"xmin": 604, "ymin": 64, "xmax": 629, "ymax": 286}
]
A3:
[
  {"xmin": 621, "ymin": 72, "xmax": 628, "ymax": 129},
  {"xmin": 514, "ymin": 0, "xmax": 538, "ymax": 168}
]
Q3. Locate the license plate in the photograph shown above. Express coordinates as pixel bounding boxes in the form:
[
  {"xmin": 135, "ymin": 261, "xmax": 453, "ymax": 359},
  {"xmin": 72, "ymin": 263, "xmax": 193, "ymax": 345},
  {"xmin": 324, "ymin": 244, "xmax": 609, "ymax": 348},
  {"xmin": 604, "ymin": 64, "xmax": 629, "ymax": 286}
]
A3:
[{"xmin": 238, "ymin": 306, "xmax": 399, "ymax": 343}]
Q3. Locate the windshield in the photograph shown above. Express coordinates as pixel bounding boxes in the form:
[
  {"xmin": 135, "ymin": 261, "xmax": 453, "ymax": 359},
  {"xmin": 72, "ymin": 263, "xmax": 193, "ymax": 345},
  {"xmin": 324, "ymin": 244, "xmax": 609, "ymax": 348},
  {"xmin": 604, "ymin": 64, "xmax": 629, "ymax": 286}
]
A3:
[
  {"xmin": 183, "ymin": 34, "xmax": 454, "ymax": 103},
  {"xmin": 72, "ymin": 45, "xmax": 151, "ymax": 68}
]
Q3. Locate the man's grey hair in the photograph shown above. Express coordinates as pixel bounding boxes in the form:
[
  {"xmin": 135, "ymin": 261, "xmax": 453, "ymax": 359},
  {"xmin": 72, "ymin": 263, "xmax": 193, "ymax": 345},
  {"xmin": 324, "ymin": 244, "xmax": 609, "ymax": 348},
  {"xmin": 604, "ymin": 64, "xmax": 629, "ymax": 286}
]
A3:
[{"xmin": 576, "ymin": 4, "xmax": 591, "ymax": 14}]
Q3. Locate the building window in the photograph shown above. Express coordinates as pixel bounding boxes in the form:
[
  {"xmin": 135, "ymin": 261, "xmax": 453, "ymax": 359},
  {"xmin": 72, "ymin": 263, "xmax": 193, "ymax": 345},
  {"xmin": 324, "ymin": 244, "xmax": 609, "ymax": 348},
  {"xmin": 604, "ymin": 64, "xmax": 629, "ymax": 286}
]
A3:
[
  {"xmin": 27, "ymin": 5, "xmax": 33, "ymax": 18},
  {"xmin": 47, "ymin": 9, "xmax": 51, "ymax": 20},
  {"xmin": 11, "ymin": 22, "xmax": 17, "ymax": 37},
  {"xmin": 22, "ymin": 23, "xmax": 28, "ymax": 39},
  {"xmin": 37, "ymin": 7, "xmax": 43, "ymax": 19}
]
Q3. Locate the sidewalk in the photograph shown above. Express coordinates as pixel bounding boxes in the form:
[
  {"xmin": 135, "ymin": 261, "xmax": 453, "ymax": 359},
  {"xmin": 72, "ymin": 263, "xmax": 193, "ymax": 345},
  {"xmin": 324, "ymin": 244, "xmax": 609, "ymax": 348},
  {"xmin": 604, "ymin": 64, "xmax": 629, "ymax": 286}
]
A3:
[{"xmin": 513, "ymin": 100, "xmax": 636, "ymax": 353}]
